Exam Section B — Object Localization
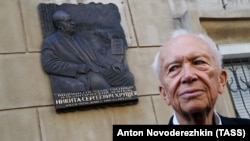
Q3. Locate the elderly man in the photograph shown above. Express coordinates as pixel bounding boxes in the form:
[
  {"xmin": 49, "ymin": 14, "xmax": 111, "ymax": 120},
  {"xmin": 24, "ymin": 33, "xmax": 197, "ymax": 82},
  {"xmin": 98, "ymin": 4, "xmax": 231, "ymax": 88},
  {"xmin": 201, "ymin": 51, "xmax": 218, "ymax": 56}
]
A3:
[
  {"xmin": 151, "ymin": 29, "xmax": 250, "ymax": 125},
  {"xmin": 41, "ymin": 10, "xmax": 134, "ymax": 93}
]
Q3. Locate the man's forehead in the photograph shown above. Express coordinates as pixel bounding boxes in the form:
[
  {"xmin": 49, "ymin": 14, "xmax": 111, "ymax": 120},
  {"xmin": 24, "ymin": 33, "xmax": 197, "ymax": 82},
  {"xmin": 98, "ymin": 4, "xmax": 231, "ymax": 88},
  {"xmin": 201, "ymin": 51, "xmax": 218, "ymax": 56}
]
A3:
[{"xmin": 159, "ymin": 34, "xmax": 214, "ymax": 61}]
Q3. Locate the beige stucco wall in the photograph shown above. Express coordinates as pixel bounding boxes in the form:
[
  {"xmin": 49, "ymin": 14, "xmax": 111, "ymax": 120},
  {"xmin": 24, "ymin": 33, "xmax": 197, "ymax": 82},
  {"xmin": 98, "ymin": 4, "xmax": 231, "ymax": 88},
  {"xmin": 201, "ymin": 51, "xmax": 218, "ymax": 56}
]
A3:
[{"xmin": 1, "ymin": 0, "xmax": 250, "ymax": 140}]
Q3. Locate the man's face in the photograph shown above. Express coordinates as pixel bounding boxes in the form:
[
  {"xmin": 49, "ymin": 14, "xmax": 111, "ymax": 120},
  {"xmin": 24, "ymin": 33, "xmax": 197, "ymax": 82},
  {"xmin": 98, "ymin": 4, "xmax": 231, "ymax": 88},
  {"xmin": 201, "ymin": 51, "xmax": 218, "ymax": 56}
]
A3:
[
  {"xmin": 58, "ymin": 14, "xmax": 75, "ymax": 35},
  {"xmin": 159, "ymin": 35, "xmax": 227, "ymax": 115}
]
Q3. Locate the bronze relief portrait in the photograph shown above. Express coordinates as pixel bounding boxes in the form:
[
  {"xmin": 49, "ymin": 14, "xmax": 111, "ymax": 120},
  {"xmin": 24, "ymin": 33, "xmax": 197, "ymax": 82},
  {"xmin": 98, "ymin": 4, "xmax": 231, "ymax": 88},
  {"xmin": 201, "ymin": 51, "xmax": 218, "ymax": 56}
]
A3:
[{"xmin": 38, "ymin": 3, "xmax": 138, "ymax": 113}]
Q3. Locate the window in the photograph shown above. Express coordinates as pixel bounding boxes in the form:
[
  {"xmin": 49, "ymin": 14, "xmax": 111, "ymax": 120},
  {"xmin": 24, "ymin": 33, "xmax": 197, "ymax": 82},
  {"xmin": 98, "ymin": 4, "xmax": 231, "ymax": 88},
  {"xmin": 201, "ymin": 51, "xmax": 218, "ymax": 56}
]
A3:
[{"xmin": 219, "ymin": 43, "xmax": 250, "ymax": 119}]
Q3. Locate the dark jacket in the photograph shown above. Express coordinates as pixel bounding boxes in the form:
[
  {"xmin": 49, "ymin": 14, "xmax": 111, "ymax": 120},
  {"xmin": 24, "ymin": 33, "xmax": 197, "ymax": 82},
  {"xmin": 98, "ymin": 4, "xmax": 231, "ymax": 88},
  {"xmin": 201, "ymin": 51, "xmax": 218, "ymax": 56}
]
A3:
[
  {"xmin": 168, "ymin": 114, "xmax": 250, "ymax": 125},
  {"xmin": 41, "ymin": 31, "xmax": 134, "ymax": 93}
]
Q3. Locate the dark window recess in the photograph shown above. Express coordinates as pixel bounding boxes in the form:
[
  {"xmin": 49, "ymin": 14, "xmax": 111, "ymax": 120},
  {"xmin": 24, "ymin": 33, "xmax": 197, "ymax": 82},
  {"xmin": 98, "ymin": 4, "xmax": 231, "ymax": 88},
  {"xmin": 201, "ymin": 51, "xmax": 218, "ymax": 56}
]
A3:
[{"xmin": 223, "ymin": 57, "xmax": 250, "ymax": 119}]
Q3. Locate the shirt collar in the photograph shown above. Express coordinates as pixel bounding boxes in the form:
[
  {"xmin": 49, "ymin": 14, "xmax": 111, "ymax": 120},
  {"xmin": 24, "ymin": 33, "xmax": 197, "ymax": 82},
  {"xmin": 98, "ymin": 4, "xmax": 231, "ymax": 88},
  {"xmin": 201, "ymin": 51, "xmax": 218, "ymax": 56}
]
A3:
[
  {"xmin": 172, "ymin": 110, "xmax": 222, "ymax": 125},
  {"xmin": 57, "ymin": 30, "xmax": 73, "ymax": 39}
]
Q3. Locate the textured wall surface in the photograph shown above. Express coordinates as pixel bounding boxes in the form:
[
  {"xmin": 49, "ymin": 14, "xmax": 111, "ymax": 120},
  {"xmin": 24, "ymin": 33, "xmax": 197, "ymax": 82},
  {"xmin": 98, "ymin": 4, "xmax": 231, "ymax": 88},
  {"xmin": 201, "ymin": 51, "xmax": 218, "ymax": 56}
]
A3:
[{"xmin": 1, "ymin": 0, "xmax": 249, "ymax": 140}]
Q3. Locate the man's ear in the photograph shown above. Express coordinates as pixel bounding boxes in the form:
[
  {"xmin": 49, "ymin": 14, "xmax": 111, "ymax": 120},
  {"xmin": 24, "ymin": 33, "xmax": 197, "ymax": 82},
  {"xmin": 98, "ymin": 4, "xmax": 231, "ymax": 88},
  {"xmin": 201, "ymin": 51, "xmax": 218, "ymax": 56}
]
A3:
[
  {"xmin": 159, "ymin": 85, "xmax": 170, "ymax": 105},
  {"xmin": 218, "ymin": 69, "xmax": 228, "ymax": 94},
  {"xmin": 55, "ymin": 22, "xmax": 61, "ymax": 29}
]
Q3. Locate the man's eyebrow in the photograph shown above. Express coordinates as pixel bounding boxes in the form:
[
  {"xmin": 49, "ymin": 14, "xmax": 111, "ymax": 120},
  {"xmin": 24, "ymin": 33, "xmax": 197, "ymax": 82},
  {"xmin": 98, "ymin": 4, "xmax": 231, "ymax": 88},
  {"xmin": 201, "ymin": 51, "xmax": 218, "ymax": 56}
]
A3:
[
  {"xmin": 163, "ymin": 57, "xmax": 182, "ymax": 67},
  {"xmin": 188, "ymin": 53, "xmax": 211, "ymax": 60},
  {"xmin": 164, "ymin": 54, "xmax": 211, "ymax": 66},
  {"xmin": 197, "ymin": 54, "xmax": 212, "ymax": 61}
]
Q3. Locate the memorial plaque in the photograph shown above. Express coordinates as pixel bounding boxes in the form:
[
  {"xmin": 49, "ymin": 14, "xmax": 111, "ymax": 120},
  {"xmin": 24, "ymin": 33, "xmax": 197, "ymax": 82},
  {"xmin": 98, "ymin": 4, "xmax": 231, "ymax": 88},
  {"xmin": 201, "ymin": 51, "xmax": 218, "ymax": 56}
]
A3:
[{"xmin": 38, "ymin": 3, "xmax": 138, "ymax": 113}]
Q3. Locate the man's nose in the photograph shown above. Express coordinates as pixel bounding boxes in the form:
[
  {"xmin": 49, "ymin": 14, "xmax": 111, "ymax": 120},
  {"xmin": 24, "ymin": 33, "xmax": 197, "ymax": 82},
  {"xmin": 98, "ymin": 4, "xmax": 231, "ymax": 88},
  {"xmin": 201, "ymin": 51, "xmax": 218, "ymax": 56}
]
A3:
[{"xmin": 181, "ymin": 64, "xmax": 197, "ymax": 83}]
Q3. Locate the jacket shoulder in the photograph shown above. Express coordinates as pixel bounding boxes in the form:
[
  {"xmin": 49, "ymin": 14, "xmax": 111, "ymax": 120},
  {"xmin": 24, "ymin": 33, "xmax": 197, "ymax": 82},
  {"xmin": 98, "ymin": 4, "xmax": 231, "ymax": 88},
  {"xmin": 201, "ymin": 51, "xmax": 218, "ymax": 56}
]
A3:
[{"xmin": 220, "ymin": 115, "xmax": 250, "ymax": 125}]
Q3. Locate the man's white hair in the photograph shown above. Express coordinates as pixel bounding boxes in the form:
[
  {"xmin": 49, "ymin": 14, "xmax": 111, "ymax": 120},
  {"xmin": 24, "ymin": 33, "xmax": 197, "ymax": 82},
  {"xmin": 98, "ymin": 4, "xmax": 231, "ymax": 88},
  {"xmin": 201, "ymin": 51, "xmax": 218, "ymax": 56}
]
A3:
[{"xmin": 151, "ymin": 29, "xmax": 222, "ymax": 80}]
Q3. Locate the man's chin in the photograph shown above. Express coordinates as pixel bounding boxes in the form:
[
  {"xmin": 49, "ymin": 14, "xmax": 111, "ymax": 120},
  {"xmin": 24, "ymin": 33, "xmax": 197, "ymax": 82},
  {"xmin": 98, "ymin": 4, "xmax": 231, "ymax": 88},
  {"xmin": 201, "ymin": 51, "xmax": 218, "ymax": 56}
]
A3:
[{"xmin": 182, "ymin": 104, "xmax": 209, "ymax": 114}]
